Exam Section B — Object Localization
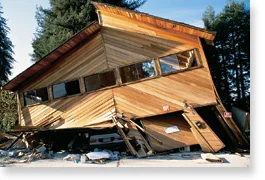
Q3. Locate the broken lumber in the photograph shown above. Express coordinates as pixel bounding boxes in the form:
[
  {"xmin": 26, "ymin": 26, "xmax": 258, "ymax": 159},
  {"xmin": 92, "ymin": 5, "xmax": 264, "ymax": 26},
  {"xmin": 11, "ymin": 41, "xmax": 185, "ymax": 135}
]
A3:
[
  {"xmin": 111, "ymin": 116, "xmax": 138, "ymax": 157},
  {"xmin": 5, "ymin": 132, "xmax": 24, "ymax": 150},
  {"xmin": 129, "ymin": 120, "xmax": 163, "ymax": 145}
]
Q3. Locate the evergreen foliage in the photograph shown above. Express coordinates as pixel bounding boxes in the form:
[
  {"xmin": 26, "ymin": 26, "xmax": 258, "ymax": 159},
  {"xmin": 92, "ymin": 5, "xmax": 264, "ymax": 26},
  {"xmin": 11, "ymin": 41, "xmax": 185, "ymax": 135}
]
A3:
[
  {"xmin": 0, "ymin": 90, "xmax": 18, "ymax": 132},
  {"xmin": 202, "ymin": 0, "xmax": 250, "ymax": 111},
  {"xmin": 31, "ymin": 0, "xmax": 146, "ymax": 62},
  {"xmin": 0, "ymin": 3, "xmax": 15, "ymax": 86}
]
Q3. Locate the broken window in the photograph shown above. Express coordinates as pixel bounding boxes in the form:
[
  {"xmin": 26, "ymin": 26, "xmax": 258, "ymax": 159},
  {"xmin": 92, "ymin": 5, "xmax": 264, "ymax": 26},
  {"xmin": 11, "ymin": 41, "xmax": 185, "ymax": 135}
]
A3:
[
  {"xmin": 84, "ymin": 70, "xmax": 116, "ymax": 92},
  {"xmin": 120, "ymin": 60, "xmax": 156, "ymax": 83},
  {"xmin": 52, "ymin": 80, "xmax": 80, "ymax": 99},
  {"xmin": 23, "ymin": 87, "xmax": 49, "ymax": 106},
  {"xmin": 159, "ymin": 49, "xmax": 197, "ymax": 74}
]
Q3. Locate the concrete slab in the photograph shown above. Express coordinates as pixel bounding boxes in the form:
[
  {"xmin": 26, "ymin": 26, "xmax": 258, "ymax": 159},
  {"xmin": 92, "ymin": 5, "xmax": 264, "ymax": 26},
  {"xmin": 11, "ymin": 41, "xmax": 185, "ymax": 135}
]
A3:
[{"xmin": 0, "ymin": 151, "xmax": 250, "ymax": 167}]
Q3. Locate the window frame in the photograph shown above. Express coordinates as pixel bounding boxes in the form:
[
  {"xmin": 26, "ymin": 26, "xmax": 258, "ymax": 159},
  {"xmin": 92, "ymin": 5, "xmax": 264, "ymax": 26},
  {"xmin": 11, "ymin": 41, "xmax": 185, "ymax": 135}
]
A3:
[
  {"xmin": 20, "ymin": 49, "xmax": 203, "ymax": 106},
  {"xmin": 52, "ymin": 79, "xmax": 81, "ymax": 100},
  {"xmin": 158, "ymin": 48, "xmax": 201, "ymax": 76},
  {"xmin": 23, "ymin": 87, "xmax": 49, "ymax": 107},
  {"xmin": 83, "ymin": 70, "xmax": 118, "ymax": 93},
  {"xmin": 119, "ymin": 59, "xmax": 157, "ymax": 84}
]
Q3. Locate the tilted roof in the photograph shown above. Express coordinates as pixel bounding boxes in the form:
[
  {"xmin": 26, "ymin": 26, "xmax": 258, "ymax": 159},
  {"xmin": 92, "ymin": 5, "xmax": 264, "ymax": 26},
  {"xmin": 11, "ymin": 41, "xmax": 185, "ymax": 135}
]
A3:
[
  {"xmin": 3, "ymin": 21, "xmax": 100, "ymax": 91},
  {"xmin": 3, "ymin": 3, "xmax": 216, "ymax": 91},
  {"xmin": 91, "ymin": 1, "xmax": 216, "ymax": 41}
]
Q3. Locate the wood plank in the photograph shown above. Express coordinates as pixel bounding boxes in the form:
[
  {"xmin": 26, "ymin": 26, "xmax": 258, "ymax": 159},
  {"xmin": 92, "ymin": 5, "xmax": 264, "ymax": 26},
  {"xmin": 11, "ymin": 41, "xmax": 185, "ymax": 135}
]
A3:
[
  {"xmin": 113, "ymin": 68, "xmax": 216, "ymax": 119},
  {"xmin": 111, "ymin": 116, "xmax": 139, "ymax": 157},
  {"xmin": 21, "ymin": 34, "xmax": 108, "ymax": 91},
  {"xmin": 215, "ymin": 104, "xmax": 249, "ymax": 147},
  {"xmin": 20, "ymin": 90, "xmax": 115, "ymax": 129},
  {"xmin": 182, "ymin": 109, "xmax": 225, "ymax": 152},
  {"xmin": 141, "ymin": 113, "xmax": 198, "ymax": 152}
]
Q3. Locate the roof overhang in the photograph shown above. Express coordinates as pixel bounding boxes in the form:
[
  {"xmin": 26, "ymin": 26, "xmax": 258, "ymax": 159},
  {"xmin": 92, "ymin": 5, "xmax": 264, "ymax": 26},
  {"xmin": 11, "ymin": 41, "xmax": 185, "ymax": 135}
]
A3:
[
  {"xmin": 3, "ymin": 21, "xmax": 101, "ymax": 91},
  {"xmin": 91, "ymin": 2, "xmax": 216, "ymax": 41}
]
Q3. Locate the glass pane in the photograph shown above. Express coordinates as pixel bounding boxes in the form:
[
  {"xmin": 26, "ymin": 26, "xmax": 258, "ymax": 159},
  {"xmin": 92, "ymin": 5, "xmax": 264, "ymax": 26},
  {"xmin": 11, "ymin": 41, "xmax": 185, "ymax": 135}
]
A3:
[
  {"xmin": 120, "ymin": 64, "xmax": 138, "ymax": 83},
  {"xmin": 24, "ymin": 90, "xmax": 36, "ymax": 106},
  {"xmin": 53, "ymin": 82, "xmax": 66, "ymax": 99},
  {"xmin": 35, "ymin": 88, "xmax": 49, "ymax": 102},
  {"xmin": 84, "ymin": 74, "xmax": 100, "ymax": 92},
  {"xmin": 141, "ymin": 60, "xmax": 155, "ymax": 78},
  {"xmin": 24, "ymin": 87, "xmax": 49, "ymax": 106},
  {"xmin": 66, "ymin": 80, "xmax": 80, "ymax": 96},
  {"xmin": 99, "ymin": 71, "xmax": 116, "ymax": 88},
  {"xmin": 159, "ymin": 54, "xmax": 180, "ymax": 74}
]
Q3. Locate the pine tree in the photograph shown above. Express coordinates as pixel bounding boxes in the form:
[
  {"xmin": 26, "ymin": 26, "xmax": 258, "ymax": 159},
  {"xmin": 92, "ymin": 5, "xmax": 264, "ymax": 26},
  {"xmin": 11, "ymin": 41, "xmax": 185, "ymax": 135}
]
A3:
[
  {"xmin": 0, "ymin": 3, "xmax": 15, "ymax": 86},
  {"xmin": 202, "ymin": 1, "xmax": 250, "ymax": 111},
  {"xmin": 0, "ymin": 3, "xmax": 17, "ymax": 131},
  {"xmin": 31, "ymin": 0, "xmax": 146, "ymax": 62}
]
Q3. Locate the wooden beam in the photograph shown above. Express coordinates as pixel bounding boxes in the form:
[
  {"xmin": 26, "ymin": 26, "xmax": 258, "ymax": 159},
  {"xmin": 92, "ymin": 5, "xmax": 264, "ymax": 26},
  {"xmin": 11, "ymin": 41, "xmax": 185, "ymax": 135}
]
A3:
[
  {"xmin": 5, "ymin": 132, "xmax": 23, "ymax": 150},
  {"xmin": 16, "ymin": 91, "xmax": 21, "ymax": 125},
  {"xmin": 112, "ymin": 116, "xmax": 139, "ymax": 157},
  {"xmin": 129, "ymin": 120, "xmax": 163, "ymax": 145}
]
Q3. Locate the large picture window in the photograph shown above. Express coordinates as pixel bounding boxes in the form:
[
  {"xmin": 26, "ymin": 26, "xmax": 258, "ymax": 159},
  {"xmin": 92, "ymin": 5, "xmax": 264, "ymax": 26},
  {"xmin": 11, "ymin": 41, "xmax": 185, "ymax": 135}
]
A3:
[
  {"xmin": 52, "ymin": 80, "xmax": 80, "ymax": 99},
  {"xmin": 84, "ymin": 71, "xmax": 116, "ymax": 92},
  {"xmin": 159, "ymin": 49, "xmax": 197, "ymax": 74},
  {"xmin": 120, "ymin": 60, "xmax": 156, "ymax": 83},
  {"xmin": 23, "ymin": 87, "xmax": 49, "ymax": 106}
]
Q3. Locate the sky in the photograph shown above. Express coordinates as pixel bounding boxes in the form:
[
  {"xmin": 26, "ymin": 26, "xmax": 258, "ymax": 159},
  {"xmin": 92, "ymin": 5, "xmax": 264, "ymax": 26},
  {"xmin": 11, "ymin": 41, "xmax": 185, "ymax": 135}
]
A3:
[{"xmin": 1, "ymin": 0, "xmax": 250, "ymax": 79}]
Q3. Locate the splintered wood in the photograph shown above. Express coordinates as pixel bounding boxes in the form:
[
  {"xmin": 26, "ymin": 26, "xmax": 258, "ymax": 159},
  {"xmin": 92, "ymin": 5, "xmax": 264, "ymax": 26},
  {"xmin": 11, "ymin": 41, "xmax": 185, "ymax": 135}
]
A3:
[{"xmin": 112, "ymin": 116, "xmax": 153, "ymax": 158}]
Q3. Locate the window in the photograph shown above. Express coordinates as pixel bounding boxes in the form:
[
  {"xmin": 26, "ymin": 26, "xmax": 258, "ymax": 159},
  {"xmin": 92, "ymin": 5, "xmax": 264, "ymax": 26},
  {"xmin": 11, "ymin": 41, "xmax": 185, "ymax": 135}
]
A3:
[
  {"xmin": 23, "ymin": 87, "xmax": 49, "ymax": 106},
  {"xmin": 84, "ymin": 71, "xmax": 116, "ymax": 92},
  {"xmin": 159, "ymin": 49, "xmax": 197, "ymax": 74},
  {"xmin": 52, "ymin": 80, "xmax": 80, "ymax": 99},
  {"xmin": 120, "ymin": 60, "xmax": 156, "ymax": 83}
]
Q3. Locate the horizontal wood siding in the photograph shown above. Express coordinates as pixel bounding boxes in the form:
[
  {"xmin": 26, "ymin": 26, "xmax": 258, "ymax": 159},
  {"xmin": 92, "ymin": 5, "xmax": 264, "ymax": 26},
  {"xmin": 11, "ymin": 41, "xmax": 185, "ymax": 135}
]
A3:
[
  {"xmin": 113, "ymin": 68, "xmax": 216, "ymax": 119},
  {"xmin": 20, "ymin": 90, "xmax": 115, "ymax": 129}
]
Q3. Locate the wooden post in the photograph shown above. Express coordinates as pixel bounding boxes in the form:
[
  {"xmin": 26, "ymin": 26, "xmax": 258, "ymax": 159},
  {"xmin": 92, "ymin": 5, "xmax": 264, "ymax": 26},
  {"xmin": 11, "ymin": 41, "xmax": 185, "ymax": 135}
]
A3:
[
  {"xmin": 79, "ymin": 77, "xmax": 86, "ymax": 93},
  {"xmin": 114, "ymin": 68, "xmax": 122, "ymax": 85},
  {"xmin": 47, "ymin": 86, "xmax": 54, "ymax": 101},
  {"xmin": 16, "ymin": 91, "xmax": 22, "ymax": 125},
  {"xmin": 153, "ymin": 59, "xmax": 162, "ymax": 76}
]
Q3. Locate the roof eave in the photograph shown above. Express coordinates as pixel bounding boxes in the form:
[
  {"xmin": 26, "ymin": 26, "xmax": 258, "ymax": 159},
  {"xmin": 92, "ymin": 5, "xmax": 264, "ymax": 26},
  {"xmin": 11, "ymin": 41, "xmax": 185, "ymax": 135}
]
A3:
[{"xmin": 3, "ymin": 21, "xmax": 101, "ymax": 91}]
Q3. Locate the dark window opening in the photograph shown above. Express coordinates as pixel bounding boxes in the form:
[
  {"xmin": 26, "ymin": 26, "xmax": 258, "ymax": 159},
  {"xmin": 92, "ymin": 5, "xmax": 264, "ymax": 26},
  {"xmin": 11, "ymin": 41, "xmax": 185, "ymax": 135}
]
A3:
[
  {"xmin": 120, "ymin": 60, "xmax": 155, "ymax": 83},
  {"xmin": 159, "ymin": 49, "xmax": 197, "ymax": 74},
  {"xmin": 52, "ymin": 80, "xmax": 80, "ymax": 99},
  {"xmin": 66, "ymin": 80, "xmax": 81, "ymax": 96},
  {"xmin": 84, "ymin": 71, "xmax": 116, "ymax": 92},
  {"xmin": 24, "ymin": 87, "xmax": 49, "ymax": 106}
]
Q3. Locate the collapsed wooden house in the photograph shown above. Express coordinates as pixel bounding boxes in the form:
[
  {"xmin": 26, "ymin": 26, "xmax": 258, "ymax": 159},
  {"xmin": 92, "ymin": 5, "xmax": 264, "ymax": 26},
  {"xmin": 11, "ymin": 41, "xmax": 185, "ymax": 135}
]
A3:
[{"xmin": 2, "ymin": 2, "xmax": 249, "ymax": 155}]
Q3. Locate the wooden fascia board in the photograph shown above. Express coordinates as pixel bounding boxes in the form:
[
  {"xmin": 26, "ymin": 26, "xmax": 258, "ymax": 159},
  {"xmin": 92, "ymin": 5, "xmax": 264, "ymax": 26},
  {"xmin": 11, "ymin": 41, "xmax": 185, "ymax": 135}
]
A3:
[
  {"xmin": 91, "ymin": 2, "xmax": 216, "ymax": 41},
  {"xmin": 3, "ymin": 22, "xmax": 101, "ymax": 91}
]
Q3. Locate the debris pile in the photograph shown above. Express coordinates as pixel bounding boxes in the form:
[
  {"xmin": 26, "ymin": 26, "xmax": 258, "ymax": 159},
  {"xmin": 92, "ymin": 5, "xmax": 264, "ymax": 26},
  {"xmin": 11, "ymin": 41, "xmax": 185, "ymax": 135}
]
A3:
[{"xmin": 0, "ymin": 131, "xmax": 54, "ymax": 165}]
